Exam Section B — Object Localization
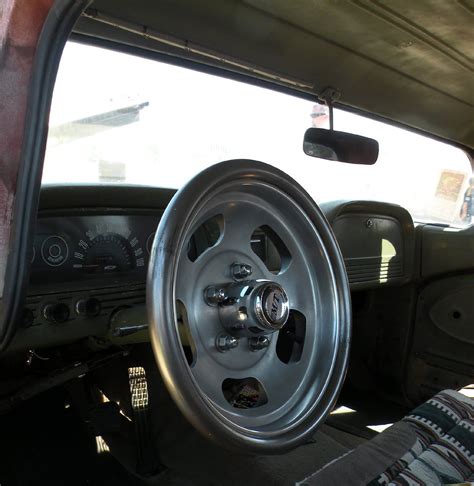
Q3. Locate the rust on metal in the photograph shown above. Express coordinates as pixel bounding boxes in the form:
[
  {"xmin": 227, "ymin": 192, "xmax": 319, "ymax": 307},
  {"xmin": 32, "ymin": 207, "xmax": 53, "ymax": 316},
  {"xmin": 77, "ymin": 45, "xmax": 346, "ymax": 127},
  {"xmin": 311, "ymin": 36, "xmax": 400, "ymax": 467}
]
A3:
[{"xmin": 0, "ymin": 0, "xmax": 54, "ymax": 295}]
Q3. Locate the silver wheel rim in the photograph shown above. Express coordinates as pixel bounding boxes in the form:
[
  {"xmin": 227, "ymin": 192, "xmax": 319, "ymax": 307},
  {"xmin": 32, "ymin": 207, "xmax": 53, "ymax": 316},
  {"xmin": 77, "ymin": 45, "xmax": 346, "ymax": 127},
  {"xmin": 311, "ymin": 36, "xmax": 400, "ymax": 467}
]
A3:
[{"xmin": 148, "ymin": 160, "xmax": 351, "ymax": 453}]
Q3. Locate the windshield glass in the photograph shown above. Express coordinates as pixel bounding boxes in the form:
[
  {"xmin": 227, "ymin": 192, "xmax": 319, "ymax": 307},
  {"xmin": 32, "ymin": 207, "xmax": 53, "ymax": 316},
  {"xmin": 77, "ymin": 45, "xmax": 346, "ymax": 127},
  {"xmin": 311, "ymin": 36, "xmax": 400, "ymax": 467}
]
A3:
[{"xmin": 44, "ymin": 42, "xmax": 472, "ymax": 226}]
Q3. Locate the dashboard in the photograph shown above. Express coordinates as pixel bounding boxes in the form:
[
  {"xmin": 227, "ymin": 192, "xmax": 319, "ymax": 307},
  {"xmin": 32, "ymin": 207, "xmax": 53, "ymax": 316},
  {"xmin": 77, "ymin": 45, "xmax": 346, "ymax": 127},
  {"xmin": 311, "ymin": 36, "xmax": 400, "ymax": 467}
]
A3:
[{"xmin": 11, "ymin": 185, "xmax": 416, "ymax": 352}]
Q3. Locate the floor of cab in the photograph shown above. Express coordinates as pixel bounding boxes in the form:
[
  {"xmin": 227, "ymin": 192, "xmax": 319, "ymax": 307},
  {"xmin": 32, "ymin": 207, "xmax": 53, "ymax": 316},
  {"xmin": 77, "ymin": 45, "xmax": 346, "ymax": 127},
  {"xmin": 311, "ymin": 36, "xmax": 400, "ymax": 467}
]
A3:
[{"xmin": 0, "ymin": 386, "xmax": 371, "ymax": 486}]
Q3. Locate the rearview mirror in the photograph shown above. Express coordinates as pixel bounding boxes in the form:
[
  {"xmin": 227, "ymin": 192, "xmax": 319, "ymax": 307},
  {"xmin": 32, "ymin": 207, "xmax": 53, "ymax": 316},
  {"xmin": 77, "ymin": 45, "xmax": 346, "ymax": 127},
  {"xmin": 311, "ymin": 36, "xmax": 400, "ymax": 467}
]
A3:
[{"xmin": 303, "ymin": 128, "xmax": 379, "ymax": 165}]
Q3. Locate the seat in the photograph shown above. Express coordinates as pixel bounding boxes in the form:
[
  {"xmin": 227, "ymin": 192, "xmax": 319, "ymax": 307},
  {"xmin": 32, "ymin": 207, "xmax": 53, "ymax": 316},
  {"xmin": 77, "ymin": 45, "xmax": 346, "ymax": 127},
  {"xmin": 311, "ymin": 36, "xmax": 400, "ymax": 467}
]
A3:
[{"xmin": 298, "ymin": 389, "xmax": 474, "ymax": 485}]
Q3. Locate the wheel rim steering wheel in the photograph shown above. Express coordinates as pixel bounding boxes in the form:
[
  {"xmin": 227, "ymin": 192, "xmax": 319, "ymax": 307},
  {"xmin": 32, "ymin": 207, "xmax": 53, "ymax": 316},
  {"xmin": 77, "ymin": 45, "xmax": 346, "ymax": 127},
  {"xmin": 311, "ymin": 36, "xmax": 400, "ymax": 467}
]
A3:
[{"xmin": 147, "ymin": 160, "xmax": 351, "ymax": 454}]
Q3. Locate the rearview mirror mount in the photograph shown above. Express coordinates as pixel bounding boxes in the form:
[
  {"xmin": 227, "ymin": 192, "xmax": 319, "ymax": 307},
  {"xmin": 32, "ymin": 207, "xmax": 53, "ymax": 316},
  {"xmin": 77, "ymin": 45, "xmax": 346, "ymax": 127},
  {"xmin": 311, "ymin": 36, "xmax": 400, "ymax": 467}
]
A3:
[{"xmin": 304, "ymin": 90, "xmax": 379, "ymax": 165}]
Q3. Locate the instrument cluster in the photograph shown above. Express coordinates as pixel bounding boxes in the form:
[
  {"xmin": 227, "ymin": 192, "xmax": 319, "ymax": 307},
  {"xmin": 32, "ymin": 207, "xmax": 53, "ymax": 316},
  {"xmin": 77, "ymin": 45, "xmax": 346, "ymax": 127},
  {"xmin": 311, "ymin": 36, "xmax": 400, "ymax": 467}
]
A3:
[{"xmin": 30, "ymin": 214, "xmax": 160, "ymax": 288}]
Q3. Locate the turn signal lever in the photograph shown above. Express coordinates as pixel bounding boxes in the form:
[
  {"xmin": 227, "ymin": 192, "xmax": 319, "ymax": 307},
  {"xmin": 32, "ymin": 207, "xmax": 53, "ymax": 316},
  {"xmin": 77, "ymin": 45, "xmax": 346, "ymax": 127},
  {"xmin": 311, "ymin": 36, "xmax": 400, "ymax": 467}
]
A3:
[{"xmin": 110, "ymin": 305, "xmax": 149, "ymax": 337}]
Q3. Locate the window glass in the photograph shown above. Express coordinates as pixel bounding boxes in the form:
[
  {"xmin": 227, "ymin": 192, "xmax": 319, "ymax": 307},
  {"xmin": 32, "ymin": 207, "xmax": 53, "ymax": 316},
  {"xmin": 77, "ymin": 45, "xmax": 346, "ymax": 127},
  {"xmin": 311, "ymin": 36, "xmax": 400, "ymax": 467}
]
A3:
[{"xmin": 44, "ymin": 42, "xmax": 472, "ymax": 226}]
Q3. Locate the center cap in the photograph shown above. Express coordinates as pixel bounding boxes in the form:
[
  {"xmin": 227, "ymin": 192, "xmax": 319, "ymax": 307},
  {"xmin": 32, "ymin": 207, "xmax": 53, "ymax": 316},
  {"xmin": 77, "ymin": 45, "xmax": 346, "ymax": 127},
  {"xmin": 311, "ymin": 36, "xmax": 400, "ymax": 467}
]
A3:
[{"xmin": 255, "ymin": 283, "xmax": 290, "ymax": 330}]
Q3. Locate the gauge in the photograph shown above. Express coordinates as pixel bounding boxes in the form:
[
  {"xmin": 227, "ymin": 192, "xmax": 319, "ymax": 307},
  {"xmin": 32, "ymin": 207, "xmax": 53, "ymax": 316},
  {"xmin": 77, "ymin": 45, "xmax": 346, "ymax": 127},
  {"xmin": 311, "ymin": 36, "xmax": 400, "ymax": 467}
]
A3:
[
  {"xmin": 73, "ymin": 226, "xmax": 144, "ymax": 274},
  {"xmin": 41, "ymin": 235, "xmax": 69, "ymax": 267}
]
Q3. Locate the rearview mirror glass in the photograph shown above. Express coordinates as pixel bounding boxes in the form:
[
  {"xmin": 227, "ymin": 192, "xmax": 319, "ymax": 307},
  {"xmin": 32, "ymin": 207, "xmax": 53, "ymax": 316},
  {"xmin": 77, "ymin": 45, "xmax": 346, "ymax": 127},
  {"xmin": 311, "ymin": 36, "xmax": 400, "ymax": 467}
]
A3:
[{"xmin": 303, "ymin": 128, "xmax": 379, "ymax": 165}]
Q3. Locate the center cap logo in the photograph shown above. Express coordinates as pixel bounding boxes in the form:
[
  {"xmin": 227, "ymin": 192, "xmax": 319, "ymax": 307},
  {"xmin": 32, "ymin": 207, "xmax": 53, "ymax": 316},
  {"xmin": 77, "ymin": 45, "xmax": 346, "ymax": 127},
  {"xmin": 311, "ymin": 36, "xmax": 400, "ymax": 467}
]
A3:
[
  {"xmin": 266, "ymin": 288, "xmax": 284, "ymax": 322},
  {"xmin": 261, "ymin": 284, "xmax": 289, "ymax": 328}
]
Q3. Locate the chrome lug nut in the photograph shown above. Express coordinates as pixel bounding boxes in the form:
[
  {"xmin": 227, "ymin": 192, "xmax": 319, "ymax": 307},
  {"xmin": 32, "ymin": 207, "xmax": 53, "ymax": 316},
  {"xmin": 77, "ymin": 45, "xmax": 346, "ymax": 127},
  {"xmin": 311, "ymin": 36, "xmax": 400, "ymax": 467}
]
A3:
[
  {"xmin": 231, "ymin": 263, "xmax": 252, "ymax": 280},
  {"xmin": 249, "ymin": 335, "xmax": 270, "ymax": 351},
  {"xmin": 216, "ymin": 334, "xmax": 239, "ymax": 352},
  {"xmin": 205, "ymin": 286, "xmax": 226, "ymax": 306}
]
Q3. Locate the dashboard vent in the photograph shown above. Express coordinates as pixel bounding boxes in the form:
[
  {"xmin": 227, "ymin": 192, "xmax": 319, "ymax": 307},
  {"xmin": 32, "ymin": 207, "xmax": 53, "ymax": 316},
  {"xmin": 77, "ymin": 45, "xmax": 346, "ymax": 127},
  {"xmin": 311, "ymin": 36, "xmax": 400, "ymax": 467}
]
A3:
[{"xmin": 345, "ymin": 257, "xmax": 403, "ymax": 284}]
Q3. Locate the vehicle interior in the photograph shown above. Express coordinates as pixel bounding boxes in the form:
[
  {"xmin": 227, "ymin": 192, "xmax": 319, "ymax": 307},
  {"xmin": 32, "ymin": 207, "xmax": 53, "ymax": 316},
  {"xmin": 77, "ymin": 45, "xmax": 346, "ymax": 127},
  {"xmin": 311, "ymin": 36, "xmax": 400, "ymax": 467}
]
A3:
[{"xmin": 0, "ymin": 1, "xmax": 473, "ymax": 485}]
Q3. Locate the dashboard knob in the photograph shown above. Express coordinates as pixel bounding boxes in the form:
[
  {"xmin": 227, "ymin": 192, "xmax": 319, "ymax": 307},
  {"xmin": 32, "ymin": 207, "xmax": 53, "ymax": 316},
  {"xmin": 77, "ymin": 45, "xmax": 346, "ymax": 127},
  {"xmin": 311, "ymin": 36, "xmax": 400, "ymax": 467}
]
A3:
[
  {"xmin": 75, "ymin": 298, "xmax": 101, "ymax": 317},
  {"xmin": 43, "ymin": 303, "xmax": 70, "ymax": 324}
]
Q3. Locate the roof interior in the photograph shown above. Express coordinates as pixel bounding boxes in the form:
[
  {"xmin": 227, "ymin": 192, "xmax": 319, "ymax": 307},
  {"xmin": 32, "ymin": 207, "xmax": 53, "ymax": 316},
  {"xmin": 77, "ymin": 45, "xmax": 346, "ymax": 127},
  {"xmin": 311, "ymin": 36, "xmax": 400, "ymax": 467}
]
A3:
[{"xmin": 74, "ymin": 0, "xmax": 474, "ymax": 151}]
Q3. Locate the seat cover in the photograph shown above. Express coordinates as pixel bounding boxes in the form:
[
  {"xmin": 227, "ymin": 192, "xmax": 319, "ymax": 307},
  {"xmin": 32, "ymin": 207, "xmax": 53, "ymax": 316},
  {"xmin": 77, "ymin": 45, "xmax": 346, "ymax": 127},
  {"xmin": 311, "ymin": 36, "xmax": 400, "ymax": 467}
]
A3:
[{"xmin": 298, "ymin": 389, "xmax": 474, "ymax": 486}]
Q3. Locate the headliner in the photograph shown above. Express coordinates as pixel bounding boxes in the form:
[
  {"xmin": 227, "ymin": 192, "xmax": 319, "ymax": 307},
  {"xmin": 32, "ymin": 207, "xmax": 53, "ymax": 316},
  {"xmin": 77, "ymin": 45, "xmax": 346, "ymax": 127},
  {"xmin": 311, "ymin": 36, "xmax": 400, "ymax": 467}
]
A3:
[{"xmin": 74, "ymin": 0, "xmax": 474, "ymax": 153}]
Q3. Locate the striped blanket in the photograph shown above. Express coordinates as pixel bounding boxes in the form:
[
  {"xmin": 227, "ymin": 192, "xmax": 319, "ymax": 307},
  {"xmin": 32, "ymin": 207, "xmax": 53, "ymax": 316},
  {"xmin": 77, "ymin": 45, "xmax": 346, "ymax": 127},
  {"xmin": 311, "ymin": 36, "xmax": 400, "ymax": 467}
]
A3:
[
  {"xmin": 370, "ymin": 390, "xmax": 473, "ymax": 485},
  {"xmin": 298, "ymin": 389, "xmax": 473, "ymax": 486}
]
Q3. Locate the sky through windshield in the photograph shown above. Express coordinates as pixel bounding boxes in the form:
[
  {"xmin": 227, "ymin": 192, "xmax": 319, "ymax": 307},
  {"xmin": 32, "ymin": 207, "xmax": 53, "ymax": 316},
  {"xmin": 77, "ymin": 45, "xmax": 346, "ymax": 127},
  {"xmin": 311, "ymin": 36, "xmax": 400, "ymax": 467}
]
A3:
[{"xmin": 44, "ymin": 42, "xmax": 472, "ymax": 226}]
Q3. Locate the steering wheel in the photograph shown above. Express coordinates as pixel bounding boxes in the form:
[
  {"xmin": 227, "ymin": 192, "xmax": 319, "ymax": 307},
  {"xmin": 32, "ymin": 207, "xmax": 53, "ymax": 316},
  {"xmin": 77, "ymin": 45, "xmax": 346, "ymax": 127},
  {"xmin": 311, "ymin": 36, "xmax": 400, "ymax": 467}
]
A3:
[{"xmin": 147, "ymin": 160, "xmax": 351, "ymax": 454}]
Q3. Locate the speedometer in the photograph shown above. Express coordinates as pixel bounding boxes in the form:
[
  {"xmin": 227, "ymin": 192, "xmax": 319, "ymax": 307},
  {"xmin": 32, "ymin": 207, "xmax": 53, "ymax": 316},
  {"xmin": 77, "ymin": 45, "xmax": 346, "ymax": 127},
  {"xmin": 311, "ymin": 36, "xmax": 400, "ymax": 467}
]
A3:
[{"xmin": 73, "ymin": 224, "xmax": 145, "ymax": 274}]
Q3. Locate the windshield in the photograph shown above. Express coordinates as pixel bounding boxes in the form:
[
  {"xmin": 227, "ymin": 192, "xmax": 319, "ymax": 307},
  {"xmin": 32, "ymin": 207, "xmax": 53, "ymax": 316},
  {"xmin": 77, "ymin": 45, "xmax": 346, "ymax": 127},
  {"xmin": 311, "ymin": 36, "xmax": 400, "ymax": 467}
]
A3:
[{"xmin": 44, "ymin": 42, "xmax": 472, "ymax": 226}]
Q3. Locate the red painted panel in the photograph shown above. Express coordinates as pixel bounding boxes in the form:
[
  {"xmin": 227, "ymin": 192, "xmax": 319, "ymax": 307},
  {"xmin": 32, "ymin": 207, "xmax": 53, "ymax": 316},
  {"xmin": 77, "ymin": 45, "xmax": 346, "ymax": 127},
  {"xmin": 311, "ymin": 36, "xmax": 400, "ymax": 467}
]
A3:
[{"xmin": 0, "ymin": 0, "xmax": 54, "ymax": 295}]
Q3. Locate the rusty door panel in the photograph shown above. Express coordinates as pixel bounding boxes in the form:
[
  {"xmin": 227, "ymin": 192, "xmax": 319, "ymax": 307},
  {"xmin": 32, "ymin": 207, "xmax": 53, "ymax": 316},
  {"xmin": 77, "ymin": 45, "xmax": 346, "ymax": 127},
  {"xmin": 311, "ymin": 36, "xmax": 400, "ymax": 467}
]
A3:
[
  {"xmin": 0, "ymin": 0, "xmax": 55, "ymax": 296},
  {"xmin": 0, "ymin": 0, "xmax": 88, "ymax": 350}
]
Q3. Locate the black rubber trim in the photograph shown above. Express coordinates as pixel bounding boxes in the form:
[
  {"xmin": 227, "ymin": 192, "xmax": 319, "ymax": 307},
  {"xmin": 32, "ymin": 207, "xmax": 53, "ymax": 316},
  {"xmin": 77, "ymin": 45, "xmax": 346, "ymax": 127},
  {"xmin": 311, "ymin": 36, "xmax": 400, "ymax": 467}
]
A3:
[
  {"xmin": 69, "ymin": 31, "xmax": 318, "ymax": 107},
  {"xmin": 0, "ymin": 0, "xmax": 91, "ymax": 352}
]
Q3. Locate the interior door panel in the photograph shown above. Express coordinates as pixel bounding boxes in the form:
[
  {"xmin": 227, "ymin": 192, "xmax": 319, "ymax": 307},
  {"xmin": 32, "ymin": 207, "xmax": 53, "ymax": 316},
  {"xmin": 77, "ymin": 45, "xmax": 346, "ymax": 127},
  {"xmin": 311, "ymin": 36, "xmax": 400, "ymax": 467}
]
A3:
[
  {"xmin": 405, "ymin": 224, "xmax": 474, "ymax": 403},
  {"xmin": 420, "ymin": 225, "xmax": 474, "ymax": 278}
]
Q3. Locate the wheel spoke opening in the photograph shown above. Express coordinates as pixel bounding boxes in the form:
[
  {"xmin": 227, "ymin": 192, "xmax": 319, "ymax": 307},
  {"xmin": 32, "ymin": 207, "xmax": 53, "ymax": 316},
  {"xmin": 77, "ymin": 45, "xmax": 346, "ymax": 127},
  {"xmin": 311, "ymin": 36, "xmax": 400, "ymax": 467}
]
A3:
[
  {"xmin": 276, "ymin": 309, "xmax": 306, "ymax": 364},
  {"xmin": 176, "ymin": 299, "xmax": 196, "ymax": 366},
  {"xmin": 222, "ymin": 377, "xmax": 268, "ymax": 409},
  {"xmin": 251, "ymin": 225, "xmax": 291, "ymax": 275},
  {"xmin": 187, "ymin": 214, "xmax": 224, "ymax": 262}
]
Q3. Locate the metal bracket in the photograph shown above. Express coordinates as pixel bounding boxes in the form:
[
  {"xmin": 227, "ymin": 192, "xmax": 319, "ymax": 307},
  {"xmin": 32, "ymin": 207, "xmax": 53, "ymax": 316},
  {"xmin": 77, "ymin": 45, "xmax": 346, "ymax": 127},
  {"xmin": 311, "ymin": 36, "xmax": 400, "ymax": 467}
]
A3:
[
  {"xmin": 318, "ymin": 87, "xmax": 341, "ymax": 105},
  {"xmin": 318, "ymin": 87, "xmax": 341, "ymax": 131}
]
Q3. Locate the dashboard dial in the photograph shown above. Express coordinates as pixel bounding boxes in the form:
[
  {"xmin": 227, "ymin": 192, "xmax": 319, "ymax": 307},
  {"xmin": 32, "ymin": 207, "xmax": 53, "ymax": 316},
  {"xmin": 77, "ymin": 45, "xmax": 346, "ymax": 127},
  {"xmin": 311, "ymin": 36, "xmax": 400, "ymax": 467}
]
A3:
[
  {"xmin": 41, "ymin": 235, "xmax": 69, "ymax": 267},
  {"xmin": 73, "ymin": 225, "xmax": 144, "ymax": 274}
]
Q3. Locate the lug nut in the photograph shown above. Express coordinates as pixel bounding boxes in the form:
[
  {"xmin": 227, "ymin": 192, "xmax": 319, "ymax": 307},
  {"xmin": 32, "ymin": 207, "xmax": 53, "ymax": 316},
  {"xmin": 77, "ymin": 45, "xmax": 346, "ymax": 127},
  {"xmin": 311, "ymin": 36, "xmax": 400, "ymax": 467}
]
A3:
[
  {"xmin": 205, "ymin": 286, "xmax": 226, "ymax": 306},
  {"xmin": 249, "ymin": 335, "xmax": 270, "ymax": 351},
  {"xmin": 216, "ymin": 334, "xmax": 239, "ymax": 352},
  {"xmin": 231, "ymin": 263, "xmax": 252, "ymax": 280}
]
